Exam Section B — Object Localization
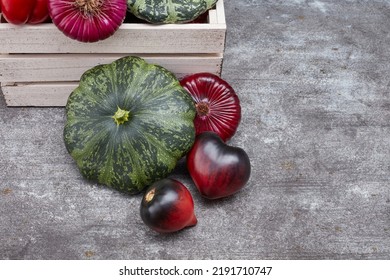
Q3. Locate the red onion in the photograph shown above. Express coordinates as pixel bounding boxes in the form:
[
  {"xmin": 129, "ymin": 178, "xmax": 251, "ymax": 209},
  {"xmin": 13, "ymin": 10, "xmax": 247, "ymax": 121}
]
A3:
[
  {"xmin": 180, "ymin": 73, "xmax": 241, "ymax": 142},
  {"xmin": 48, "ymin": 0, "xmax": 127, "ymax": 43}
]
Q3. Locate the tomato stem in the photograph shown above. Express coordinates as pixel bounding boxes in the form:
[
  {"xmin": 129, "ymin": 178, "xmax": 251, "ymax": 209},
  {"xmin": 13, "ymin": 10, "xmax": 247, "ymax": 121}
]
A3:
[{"xmin": 145, "ymin": 188, "xmax": 156, "ymax": 203}]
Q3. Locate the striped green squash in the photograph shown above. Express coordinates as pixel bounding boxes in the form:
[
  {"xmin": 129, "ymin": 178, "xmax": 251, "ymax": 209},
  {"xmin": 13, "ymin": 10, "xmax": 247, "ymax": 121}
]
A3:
[
  {"xmin": 64, "ymin": 56, "xmax": 196, "ymax": 194},
  {"xmin": 127, "ymin": 0, "xmax": 218, "ymax": 23}
]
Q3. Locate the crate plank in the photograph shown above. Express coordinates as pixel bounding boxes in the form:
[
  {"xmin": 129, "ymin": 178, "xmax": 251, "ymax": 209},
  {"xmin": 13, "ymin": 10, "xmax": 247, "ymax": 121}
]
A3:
[
  {"xmin": 2, "ymin": 82, "xmax": 77, "ymax": 107},
  {"xmin": 0, "ymin": 54, "xmax": 223, "ymax": 83},
  {"xmin": 0, "ymin": 24, "xmax": 226, "ymax": 54},
  {"xmin": 215, "ymin": 0, "xmax": 226, "ymax": 24}
]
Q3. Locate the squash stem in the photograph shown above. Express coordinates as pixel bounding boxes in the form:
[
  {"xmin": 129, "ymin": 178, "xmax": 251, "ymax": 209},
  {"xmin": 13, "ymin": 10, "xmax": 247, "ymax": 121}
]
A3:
[{"xmin": 112, "ymin": 106, "xmax": 130, "ymax": 126}]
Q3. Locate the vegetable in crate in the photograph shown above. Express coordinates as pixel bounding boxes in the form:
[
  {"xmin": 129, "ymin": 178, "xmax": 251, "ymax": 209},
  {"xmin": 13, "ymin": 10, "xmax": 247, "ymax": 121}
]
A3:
[
  {"xmin": 48, "ymin": 0, "xmax": 127, "ymax": 42},
  {"xmin": 1, "ymin": 0, "xmax": 49, "ymax": 25},
  {"xmin": 64, "ymin": 56, "xmax": 196, "ymax": 194},
  {"xmin": 180, "ymin": 73, "xmax": 241, "ymax": 142},
  {"xmin": 127, "ymin": 0, "xmax": 218, "ymax": 23}
]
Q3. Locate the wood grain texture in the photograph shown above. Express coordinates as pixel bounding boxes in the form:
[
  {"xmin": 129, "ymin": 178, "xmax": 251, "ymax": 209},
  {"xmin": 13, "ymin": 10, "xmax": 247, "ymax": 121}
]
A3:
[
  {"xmin": 0, "ymin": 54, "xmax": 222, "ymax": 106},
  {"xmin": 0, "ymin": 54, "xmax": 223, "ymax": 83},
  {"xmin": 0, "ymin": 0, "xmax": 389, "ymax": 260},
  {"xmin": 1, "ymin": 82, "xmax": 77, "ymax": 107},
  {"xmin": 0, "ymin": 24, "xmax": 226, "ymax": 54}
]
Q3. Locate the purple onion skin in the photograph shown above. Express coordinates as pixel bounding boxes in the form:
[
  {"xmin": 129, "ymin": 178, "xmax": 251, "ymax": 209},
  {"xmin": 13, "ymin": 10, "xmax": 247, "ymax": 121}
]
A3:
[
  {"xmin": 180, "ymin": 73, "xmax": 242, "ymax": 142},
  {"xmin": 48, "ymin": 0, "xmax": 127, "ymax": 43}
]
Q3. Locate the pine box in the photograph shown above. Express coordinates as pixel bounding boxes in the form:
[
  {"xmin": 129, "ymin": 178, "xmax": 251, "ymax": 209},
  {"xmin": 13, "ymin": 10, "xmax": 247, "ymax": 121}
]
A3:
[{"xmin": 0, "ymin": 0, "xmax": 226, "ymax": 106}]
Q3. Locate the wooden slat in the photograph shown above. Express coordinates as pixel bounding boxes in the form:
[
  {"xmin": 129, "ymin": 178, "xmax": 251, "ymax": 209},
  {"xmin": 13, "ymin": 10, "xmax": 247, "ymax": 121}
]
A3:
[
  {"xmin": 0, "ymin": 24, "xmax": 226, "ymax": 54},
  {"xmin": 208, "ymin": 10, "xmax": 218, "ymax": 25},
  {"xmin": 0, "ymin": 54, "xmax": 223, "ymax": 83},
  {"xmin": 1, "ymin": 54, "xmax": 223, "ymax": 107},
  {"xmin": 2, "ymin": 82, "xmax": 77, "ymax": 107},
  {"xmin": 216, "ymin": 0, "xmax": 226, "ymax": 24}
]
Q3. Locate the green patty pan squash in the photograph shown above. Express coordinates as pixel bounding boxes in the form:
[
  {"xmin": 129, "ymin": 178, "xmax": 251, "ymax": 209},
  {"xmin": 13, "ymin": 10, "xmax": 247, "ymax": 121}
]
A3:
[
  {"xmin": 127, "ymin": 0, "xmax": 218, "ymax": 23},
  {"xmin": 64, "ymin": 56, "xmax": 196, "ymax": 194}
]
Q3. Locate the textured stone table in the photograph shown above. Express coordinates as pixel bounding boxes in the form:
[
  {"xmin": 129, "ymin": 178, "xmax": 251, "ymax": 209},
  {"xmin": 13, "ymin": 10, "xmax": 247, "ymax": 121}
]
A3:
[{"xmin": 1, "ymin": 0, "xmax": 389, "ymax": 259}]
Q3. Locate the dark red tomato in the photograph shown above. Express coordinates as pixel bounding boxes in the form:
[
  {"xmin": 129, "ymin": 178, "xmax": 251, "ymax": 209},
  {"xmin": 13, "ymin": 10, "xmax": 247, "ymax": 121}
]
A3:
[
  {"xmin": 180, "ymin": 73, "xmax": 241, "ymax": 142},
  {"xmin": 140, "ymin": 179, "xmax": 197, "ymax": 233},
  {"xmin": 1, "ymin": 0, "xmax": 49, "ymax": 25},
  {"xmin": 187, "ymin": 131, "xmax": 251, "ymax": 199}
]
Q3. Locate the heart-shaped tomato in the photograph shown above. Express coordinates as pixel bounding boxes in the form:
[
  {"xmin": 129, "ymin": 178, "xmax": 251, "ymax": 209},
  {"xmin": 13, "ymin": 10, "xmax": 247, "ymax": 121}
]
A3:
[{"xmin": 187, "ymin": 132, "xmax": 251, "ymax": 199}]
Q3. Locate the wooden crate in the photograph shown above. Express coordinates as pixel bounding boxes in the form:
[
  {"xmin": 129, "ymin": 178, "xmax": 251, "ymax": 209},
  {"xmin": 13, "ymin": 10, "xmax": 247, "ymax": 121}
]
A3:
[{"xmin": 0, "ymin": 0, "xmax": 226, "ymax": 107}]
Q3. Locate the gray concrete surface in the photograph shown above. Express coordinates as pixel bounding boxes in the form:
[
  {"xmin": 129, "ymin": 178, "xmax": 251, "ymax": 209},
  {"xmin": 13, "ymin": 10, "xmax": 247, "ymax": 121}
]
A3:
[{"xmin": 1, "ymin": 0, "xmax": 390, "ymax": 259}]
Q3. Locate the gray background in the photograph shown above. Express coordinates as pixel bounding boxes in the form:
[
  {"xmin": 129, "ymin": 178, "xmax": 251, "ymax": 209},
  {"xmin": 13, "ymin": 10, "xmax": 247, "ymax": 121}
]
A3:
[{"xmin": 1, "ymin": 0, "xmax": 389, "ymax": 259}]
